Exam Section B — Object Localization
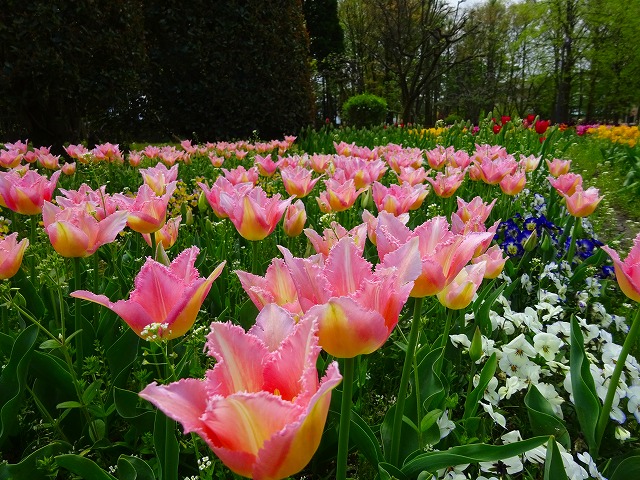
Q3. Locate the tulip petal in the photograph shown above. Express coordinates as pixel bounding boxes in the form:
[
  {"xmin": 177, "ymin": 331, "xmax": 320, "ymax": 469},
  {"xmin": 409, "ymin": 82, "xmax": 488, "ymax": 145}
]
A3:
[
  {"xmin": 248, "ymin": 304, "xmax": 297, "ymax": 352},
  {"xmin": 206, "ymin": 322, "xmax": 268, "ymax": 395},
  {"xmin": 308, "ymin": 297, "xmax": 389, "ymax": 358},
  {"xmin": 324, "ymin": 238, "xmax": 372, "ymax": 296},
  {"xmin": 253, "ymin": 361, "xmax": 342, "ymax": 480}
]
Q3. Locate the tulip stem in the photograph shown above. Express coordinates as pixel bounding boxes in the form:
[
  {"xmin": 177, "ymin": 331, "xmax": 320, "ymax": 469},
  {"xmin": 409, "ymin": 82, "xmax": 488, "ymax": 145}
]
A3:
[
  {"xmin": 73, "ymin": 256, "xmax": 84, "ymax": 371},
  {"xmin": 29, "ymin": 216, "xmax": 37, "ymax": 282},
  {"xmin": 150, "ymin": 231, "xmax": 157, "ymax": 260},
  {"xmin": 251, "ymin": 240, "xmax": 259, "ymax": 274},
  {"xmin": 566, "ymin": 216, "xmax": 581, "ymax": 263},
  {"xmin": 336, "ymin": 356, "xmax": 355, "ymax": 480},
  {"xmin": 594, "ymin": 307, "xmax": 640, "ymax": 456},
  {"xmin": 390, "ymin": 296, "xmax": 424, "ymax": 466}
]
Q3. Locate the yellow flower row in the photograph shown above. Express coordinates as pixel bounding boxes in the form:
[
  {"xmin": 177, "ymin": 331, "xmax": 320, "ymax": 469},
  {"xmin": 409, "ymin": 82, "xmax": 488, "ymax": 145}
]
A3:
[{"xmin": 587, "ymin": 125, "xmax": 640, "ymax": 147}]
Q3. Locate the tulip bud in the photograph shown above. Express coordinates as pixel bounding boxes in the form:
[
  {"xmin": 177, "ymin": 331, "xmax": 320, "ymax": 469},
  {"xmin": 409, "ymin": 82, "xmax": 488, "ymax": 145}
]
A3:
[
  {"xmin": 469, "ymin": 326, "xmax": 483, "ymax": 362},
  {"xmin": 198, "ymin": 190, "xmax": 208, "ymax": 213},
  {"xmin": 523, "ymin": 229, "xmax": 538, "ymax": 251},
  {"xmin": 541, "ymin": 232, "xmax": 551, "ymax": 251},
  {"xmin": 184, "ymin": 206, "xmax": 193, "ymax": 225}
]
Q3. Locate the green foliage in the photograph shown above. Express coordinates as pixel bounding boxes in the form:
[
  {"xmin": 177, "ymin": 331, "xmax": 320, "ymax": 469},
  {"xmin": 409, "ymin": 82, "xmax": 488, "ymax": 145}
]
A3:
[{"xmin": 341, "ymin": 94, "xmax": 388, "ymax": 128}]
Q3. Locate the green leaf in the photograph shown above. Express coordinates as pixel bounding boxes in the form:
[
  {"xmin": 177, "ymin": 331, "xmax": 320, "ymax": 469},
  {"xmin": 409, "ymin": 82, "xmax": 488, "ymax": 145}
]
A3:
[
  {"xmin": 117, "ymin": 455, "xmax": 157, "ymax": 480},
  {"xmin": 106, "ymin": 328, "xmax": 140, "ymax": 388},
  {"xmin": 463, "ymin": 353, "xmax": 497, "ymax": 420},
  {"xmin": 0, "ymin": 441, "xmax": 71, "ymax": 480},
  {"xmin": 0, "ymin": 324, "xmax": 38, "ymax": 448},
  {"xmin": 570, "ymin": 316, "xmax": 600, "ymax": 451},
  {"xmin": 400, "ymin": 436, "xmax": 549, "ymax": 477},
  {"xmin": 569, "ymin": 249, "xmax": 606, "ymax": 286},
  {"xmin": 525, "ymin": 385, "xmax": 570, "ymax": 450},
  {"xmin": 11, "ymin": 269, "xmax": 47, "ymax": 318},
  {"xmin": 55, "ymin": 454, "xmax": 118, "ymax": 479},
  {"xmin": 57, "ymin": 401, "xmax": 83, "ymax": 409},
  {"xmin": 379, "ymin": 461, "xmax": 408, "ymax": 480},
  {"xmin": 544, "ymin": 437, "xmax": 569, "ymax": 480},
  {"xmin": 39, "ymin": 339, "xmax": 62, "ymax": 350},
  {"xmin": 473, "ymin": 281, "xmax": 506, "ymax": 335},
  {"xmin": 31, "ymin": 350, "xmax": 76, "ymax": 399},
  {"xmin": 88, "ymin": 419, "xmax": 106, "ymax": 442},
  {"xmin": 153, "ymin": 410, "xmax": 180, "ymax": 480},
  {"xmin": 609, "ymin": 455, "xmax": 640, "ymax": 480}
]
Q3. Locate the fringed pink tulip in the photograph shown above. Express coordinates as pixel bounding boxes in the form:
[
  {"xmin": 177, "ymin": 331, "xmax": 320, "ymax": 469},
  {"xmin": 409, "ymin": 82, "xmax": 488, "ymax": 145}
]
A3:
[
  {"xmin": 57, "ymin": 184, "xmax": 119, "ymax": 221},
  {"xmin": 426, "ymin": 168, "xmax": 466, "ymax": 198},
  {"xmin": 115, "ymin": 183, "xmax": 176, "ymax": 234},
  {"xmin": 143, "ymin": 215, "xmax": 181, "ymax": 249},
  {"xmin": 371, "ymin": 182, "xmax": 428, "ymax": 215},
  {"xmin": 546, "ymin": 158, "xmax": 571, "ymax": 177},
  {"xmin": 396, "ymin": 166, "xmax": 429, "ymax": 186},
  {"xmin": 279, "ymin": 237, "xmax": 421, "ymax": 357},
  {"xmin": 236, "ymin": 259, "xmax": 302, "ymax": 315},
  {"xmin": 0, "ymin": 167, "xmax": 61, "ymax": 215},
  {"xmin": 562, "ymin": 186, "xmax": 602, "ymax": 217},
  {"xmin": 72, "ymin": 247, "xmax": 225, "ymax": 340},
  {"xmin": 519, "ymin": 154, "xmax": 541, "ymax": 172},
  {"xmin": 43, "ymin": 201, "xmax": 129, "ymax": 257},
  {"xmin": 139, "ymin": 307, "xmax": 341, "ymax": 480},
  {"xmin": 128, "ymin": 151, "xmax": 143, "ymax": 167},
  {"xmin": 280, "ymin": 165, "xmax": 321, "ymax": 198},
  {"xmin": 140, "ymin": 162, "xmax": 179, "ymax": 196},
  {"xmin": 198, "ymin": 177, "xmax": 254, "ymax": 219},
  {"xmin": 499, "ymin": 170, "xmax": 527, "ymax": 196},
  {"xmin": 332, "ymin": 157, "xmax": 387, "ymax": 189},
  {"xmin": 602, "ymin": 234, "xmax": 640, "ymax": 302},
  {"xmin": 361, "ymin": 210, "xmax": 409, "ymax": 246},
  {"xmin": 452, "ymin": 196, "xmax": 496, "ymax": 224},
  {"xmin": 283, "ymin": 200, "xmax": 307, "ymax": 237},
  {"xmin": 425, "ymin": 145, "xmax": 453, "ymax": 170},
  {"xmin": 0, "ymin": 148, "xmax": 23, "ymax": 168},
  {"xmin": 473, "ymin": 156, "xmax": 518, "ymax": 185},
  {"xmin": 222, "ymin": 165, "xmax": 259, "ymax": 186},
  {"xmin": 316, "ymin": 177, "xmax": 366, "ymax": 213},
  {"xmin": 61, "ymin": 162, "xmax": 76, "ymax": 176},
  {"xmin": 220, "ymin": 186, "xmax": 292, "ymax": 241},
  {"xmin": 0, "ymin": 233, "xmax": 29, "ymax": 279},
  {"xmin": 254, "ymin": 154, "xmax": 280, "ymax": 177},
  {"xmin": 304, "ymin": 221, "xmax": 367, "ymax": 258},
  {"xmin": 472, "ymin": 244, "xmax": 507, "ymax": 279},
  {"xmin": 437, "ymin": 261, "xmax": 486, "ymax": 310},
  {"xmin": 64, "ymin": 144, "xmax": 90, "ymax": 161},
  {"xmin": 548, "ymin": 173, "xmax": 583, "ymax": 196}
]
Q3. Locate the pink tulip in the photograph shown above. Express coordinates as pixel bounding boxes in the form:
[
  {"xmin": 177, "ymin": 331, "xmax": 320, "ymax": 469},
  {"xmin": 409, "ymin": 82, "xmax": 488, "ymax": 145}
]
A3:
[
  {"xmin": 283, "ymin": 200, "xmax": 307, "ymax": 237},
  {"xmin": 158, "ymin": 146, "xmax": 184, "ymax": 166},
  {"xmin": 602, "ymin": 234, "xmax": 640, "ymax": 302},
  {"xmin": 140, "ymin": 162, "xmax": 179, "ymax": 196},
  {"xmin": 425, "ymin": 145, "xmax": 453, "ymax": 170},
  {"xmin": 450, "ymin": 150, "xmax": 471, "ymax": 169},
  {"xmin": 128, "ymin": 151, "xmax": 143, "ymax": 167},
  {"xmin": 198, "ymin": 177, "xmax": 254, "ymax": 219},
  {"xmin": 384, "ymin": 147, "xmax": 424, "ymax": 173},
  {"xmin": 472, "ymin": 244, "xmax": 507, "ymax": 279},
  {"xmin": 219, "ymin": 185, "xmax": 292, "ymax": 241},
  {"xmin": 139, "ymin": 306, "xmax": 342, "ymax": 479},
  {"xmin": 316, "ymin": 177, "xmax": 366, "ymax": 213},
  {"xmin": 546, "ymin": 158, "xmax": 571, "ymax": 177},
  {"xmin": 72, "ymin": 247, "xmax": 225, "ymax": 340},
  {"xmin": 93, "ymin": 143, "xmax": 124, "ymax": 164},
  {"xmin": 37, "ymin": 148, "xmax": 61, "ymax": 170},
  {"xmin": 562, "ymin": 185, "xmax": 602, "ymax": 217},
  {"xmin": 499, "ymin": 170, "xmax": 527, "ymax": 196},
  {"xmin": 254, "ymin": 154, "xmax": 280, "ymax": 177},
  {"xmin": 143, "ymin": 145, "xmax": 161, "ymax": 159},
  {"xmin": 0, "ymin": 148, "xmax": 23, "ymax": 168},
  {"xmin": 236, "ymin": 259, "xmax": 302, "ymax": 314},
  {"xmin": 143, "ymin": 215, "xmax": 181, "ymax": 249},
  {"xmin": 361, "ymin": 210, "xmax": 409, "ymax": 246},
  {"xmin": 426, "ymin": 167, "xmax": 466, "ymax": 198},
  {"xmin": 57, "ymin": 184, "xmax": 119, "ymax": 221},
  {"xmin": 0, "ymin": 167, "xmax": 61, "ymax": 215},
  {"xmin": 304, "ymin": 221, "xmax": 367, "ymax": 258},
  {"xmin": 375, "ymin": 212, "xmax": 494, "ymax": 298},
  {"xmin": 0, "ymin": 232, "xmax": 29, "ymax": 279},
  {"xmin": 452, "ymin": 196, "xmax": 496, "ymax": 224},
  {"xmin": 61, "ymin": 162, "xmax": 76, "ymax": 176},
  {"xmin": 371, "ymin": 181, "xmax": 428, "ymax": 215},
  {"xmin": 5, "ymin": 140, "xmax": 28, "ymax": 154},
  {"xmin": 396, "ymin": 166, "xmax": 429, "ymax": 186},
  {"xmin": 222, "ymin": 165, "xmax": 259, "ymax": 186},
  {"xmin": 332, "ymin": 157, "xmax": 387, "ymax": 189},
  {"xmin": 519, "ymin": 154, "xmax": 541, "ymax": 172},
  {"xmin": 179, "ymin": 139, "xmax": 197, "ymax": 155},
  {"xmin": 208, "ymin": 153, "xmax": 225, "ymax": 167},
  {"xmin": 115, "ymin": 183, "xmax": 176, "ymax": 234},
  {"xmin": 279, "ymin": 237, "xmax": 421, "ymax": 357},
  {"xmin": 280, "ymin": 165, "xmax": 321, "ymax": 198},
  {"xmin": 548, "ymin": 173, "xmax": 582, "ymax": 196},
  {"xmin": 473, "ymin": 156, "xmax": 518, "ymax": 185},
  {"xmin": 43, "ymin": 201, "xmax": 129, "ymax": 257},
  {"xmin": 309, "ymin": 153, "xmax": 333, "ymax": 173},
  {"xmin": 437, "ymin": 262, "xmax": 487, "ymax": 309}
]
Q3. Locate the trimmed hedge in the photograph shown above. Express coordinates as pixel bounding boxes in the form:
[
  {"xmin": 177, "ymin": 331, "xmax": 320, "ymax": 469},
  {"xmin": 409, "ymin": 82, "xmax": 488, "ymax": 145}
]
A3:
[{"xmin": 342, "ymin": 93, "xmax": 387, "ymax": 128}]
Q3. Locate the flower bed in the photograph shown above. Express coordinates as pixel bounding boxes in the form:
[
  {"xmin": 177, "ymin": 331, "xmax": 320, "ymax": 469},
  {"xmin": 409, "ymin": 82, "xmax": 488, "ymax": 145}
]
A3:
[{"xmin": 0, "ymin": 120, "xmax": 639, "ymax": 479}]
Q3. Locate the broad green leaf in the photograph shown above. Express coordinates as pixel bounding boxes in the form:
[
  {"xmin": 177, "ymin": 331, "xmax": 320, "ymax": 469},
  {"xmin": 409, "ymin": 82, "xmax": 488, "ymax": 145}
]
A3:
[
  {"xmin": 544, "ymin": 437, "xmax": 569, "ymax": 480},
  {"xmin": 401, "ymin": 436, "xmax": 549, "ymax": 477},
  {"xmin": 106, "ymin": 328, "xmax": 140, "ymax": 388},
  {"xmin": 55, "ymin": 454, "xmax": 117, "ymax": 479},
  {"xmin": 57, "ymin": 401, "xmax": 83, "ymax": 409},
  {"xmin": 570, "ymin": 316, "xmax": 600, "ymax": 451},
  {"xmin": 11, "ymin": 269, "xmax": 47, "ymax": 318},
  {"xmin": 525, "ymin": 385, "xmax": 570, "ymax": 450},
  {"xmin": 0, "ymin": 324, "xmax": 38, "ymax": 447},
  {"xmin": 117, "ymin": 455, "xmax": 156, "ymax": 480},
  {"xmin": 0, "ymin": 441, "xmax": 71, "ymax": 480},
  {"xmin": 153, "ymin": 410, "xmax": 180, "ymax": 480},
  {"xmin": 463, "ymin": 353, "xmax": 497, "ymax": 420},
  {"xmin": 379, "ymin": 461, "xmax": 408, "ymax": 480},
  {"xmin": 473, "ymin": 282, "xmax": 506, "ymax": 335},
  {"xmin": 609, "ymin": 455, "xmax": 640, "ymax": 480},
  {"xmin": 570, "ymin": 249, "xmax": 606, "ymax": 286},
  {"xmin": 39, "ymin": 339, "xmax": 62, "ymax": 350}
]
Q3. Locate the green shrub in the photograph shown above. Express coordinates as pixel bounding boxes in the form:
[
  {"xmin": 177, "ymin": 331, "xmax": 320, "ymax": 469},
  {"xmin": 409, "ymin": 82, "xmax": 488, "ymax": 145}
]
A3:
[{"xmin": 342, "ymin": 93, "xmax": 387, "ymax": 128}]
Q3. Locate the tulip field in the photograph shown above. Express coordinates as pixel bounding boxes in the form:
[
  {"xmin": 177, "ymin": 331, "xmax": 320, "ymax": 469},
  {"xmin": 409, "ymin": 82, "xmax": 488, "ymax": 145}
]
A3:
[{"xmin": 1, "ymin": 119, "xmax": 640, "ymax": 480}]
